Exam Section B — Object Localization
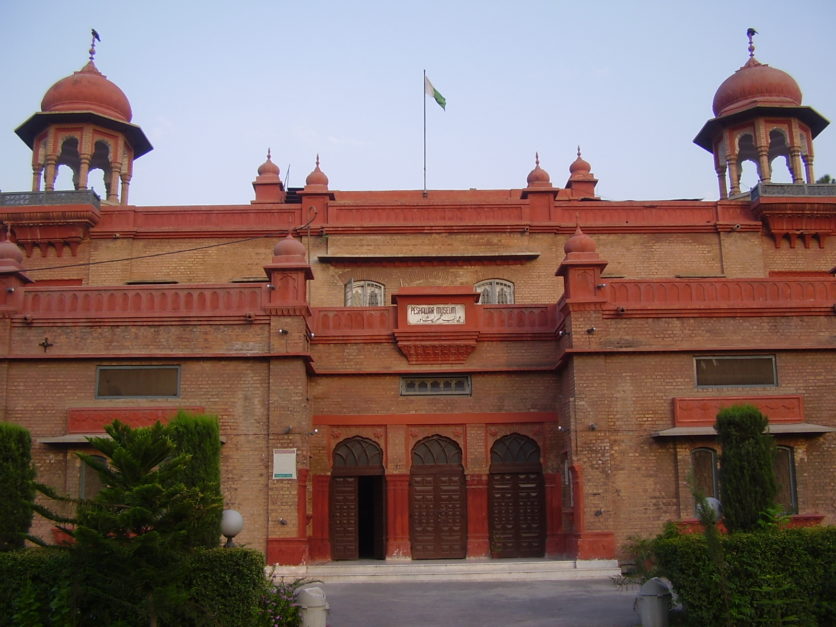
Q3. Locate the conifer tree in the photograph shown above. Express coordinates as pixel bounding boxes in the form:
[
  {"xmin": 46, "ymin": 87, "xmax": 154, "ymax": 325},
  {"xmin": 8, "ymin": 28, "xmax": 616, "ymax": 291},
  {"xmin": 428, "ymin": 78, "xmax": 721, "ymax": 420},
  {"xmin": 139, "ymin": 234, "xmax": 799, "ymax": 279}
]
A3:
[
  {"xmin": 0, "ymin": 422, "xmax": 36, "ymax": 551},
  {"xmin": 716, "ymin": 405, "xmax": 777, "ymax": 532}
]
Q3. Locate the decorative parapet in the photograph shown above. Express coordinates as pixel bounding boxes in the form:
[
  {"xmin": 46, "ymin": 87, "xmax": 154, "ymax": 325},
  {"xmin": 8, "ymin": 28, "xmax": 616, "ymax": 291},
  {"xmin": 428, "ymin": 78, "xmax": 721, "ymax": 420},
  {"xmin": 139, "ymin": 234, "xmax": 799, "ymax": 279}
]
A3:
[
  {"xmin": 18, "ymin": 284, "xmax": 264, "ymax": 324},
  {"xmin": 603, "ymin": 278, "xmax": 836, "ymax": 317},
  {"xmin": 673, "ymin": 395, "xmax": 804, "ymax": 426},
  {"xmin": 0, "ymin": 190, "xmax": 101, "ymax": 257},
  {"xmin": 751, "ymin": 183, "xmax": 836, "ymax": 248}
]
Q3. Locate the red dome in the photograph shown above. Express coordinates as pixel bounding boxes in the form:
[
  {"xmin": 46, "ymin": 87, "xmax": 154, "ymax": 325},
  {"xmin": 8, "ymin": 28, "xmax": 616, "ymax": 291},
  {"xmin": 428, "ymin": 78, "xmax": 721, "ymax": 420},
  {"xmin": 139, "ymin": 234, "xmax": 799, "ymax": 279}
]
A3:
[
  {"xmin": 0, "ymin": 240, "xmax": 23, "ymax": 264},
  {"xmin": 273, "ymin": 234, "xmax": 306, "ymax": 258},
  {"xmin": 712, "ymin": 57, "xmax": 802, "ymax": 117},
  {"xmin": 305, "ymin": 156, "xmax": 329, "ymax": 188},
  {"xmin": 258, "ymin": 152, "xmax": 280, "ymax": 177},
  {"xmin": 41, "ymin": 61, "xmax": 132, "ymax": 122},
  {"xmin": 569, "ymin": 155, "xmax": 591, "ymax": 175},
  {"xmin": 564, "ymin": 226, "xmax": 596, "ymax": 254},
  {"xmin": 526, "ymin": 153, "xmax": 551, "ymax": 187}
]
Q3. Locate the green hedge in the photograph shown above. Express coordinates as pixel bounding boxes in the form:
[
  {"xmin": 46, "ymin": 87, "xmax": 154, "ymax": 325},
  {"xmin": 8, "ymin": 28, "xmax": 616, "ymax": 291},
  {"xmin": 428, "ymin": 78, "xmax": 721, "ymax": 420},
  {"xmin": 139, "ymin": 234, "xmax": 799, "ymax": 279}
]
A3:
[
  {"xmin": 0, "ymin": 548, "xmax": 72, "ymax": 626},
  {"xmin": 0, "ymin": 547, "xmax": 265, "ymax": 626},
  {"xmin": 0, "ymin": 422, "xmax": 36, "ymax": 551},
  {"xmin": 655, "ymin": 527, "xmax": 836, "ymax": 626}
]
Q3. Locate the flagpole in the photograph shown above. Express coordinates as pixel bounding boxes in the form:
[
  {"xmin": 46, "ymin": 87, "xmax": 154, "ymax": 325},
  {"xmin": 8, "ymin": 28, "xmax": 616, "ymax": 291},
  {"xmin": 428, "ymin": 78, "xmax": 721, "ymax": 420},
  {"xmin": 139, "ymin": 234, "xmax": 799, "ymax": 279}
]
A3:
[{"xmin": 423, "ymin": 69, "xmax": 427, "ymax": 198}]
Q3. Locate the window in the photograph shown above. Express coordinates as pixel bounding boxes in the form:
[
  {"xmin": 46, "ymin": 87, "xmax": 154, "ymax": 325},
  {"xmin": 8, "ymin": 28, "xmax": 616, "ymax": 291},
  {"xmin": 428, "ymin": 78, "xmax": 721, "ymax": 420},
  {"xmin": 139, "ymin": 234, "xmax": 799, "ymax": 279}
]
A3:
[
  {"xmin": 79, "ymin": 455, "xmax": 105, "ymax": 500},
  {"xmin": 695, "ymin": 356, "xmax": 776, "ymax": 387},
  {"xmin": 691, "ymin": 448, "xmax": 719, "ymax": 509},
  {"xmin": 475, "ymin": 279, "xmax": 514, "ymax": 304},
  {"xmin": 773, "ymin": 446, "xmax": 798, "ymax": 514},
  {"xmin": 96, "ymin": 366, "xmax": 180, "ymax": 398},
  {"xmin": 344, "ymin": 280, "xmax": 385, "ymax": 306},
  {"xmin": 401, "ymin": 376, "xmax": 471, "ymax": 396}
]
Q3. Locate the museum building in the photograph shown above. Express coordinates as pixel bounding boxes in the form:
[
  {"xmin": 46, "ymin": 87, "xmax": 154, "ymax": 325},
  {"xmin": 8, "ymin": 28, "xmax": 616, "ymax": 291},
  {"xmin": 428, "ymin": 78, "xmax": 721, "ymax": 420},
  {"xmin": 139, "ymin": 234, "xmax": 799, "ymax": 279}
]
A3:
[{"xmin": 0, "ymin": 36, "xmax": 833, "ymax": 565}]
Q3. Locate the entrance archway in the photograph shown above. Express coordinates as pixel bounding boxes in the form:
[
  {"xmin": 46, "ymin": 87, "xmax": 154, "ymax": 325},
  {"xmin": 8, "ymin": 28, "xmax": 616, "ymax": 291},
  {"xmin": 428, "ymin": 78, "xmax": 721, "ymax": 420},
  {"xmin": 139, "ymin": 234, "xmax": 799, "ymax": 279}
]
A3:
[
  {"xmin": 330, "ymin": 437, "xmax": 386, "ymax": 560},
  {"xmin": 409, "ymin": 435, "xmax": 467, "ymax": 559},
  {"xmin": 489, "ymin": 434, "xmax": 545, "ymax": 558}
]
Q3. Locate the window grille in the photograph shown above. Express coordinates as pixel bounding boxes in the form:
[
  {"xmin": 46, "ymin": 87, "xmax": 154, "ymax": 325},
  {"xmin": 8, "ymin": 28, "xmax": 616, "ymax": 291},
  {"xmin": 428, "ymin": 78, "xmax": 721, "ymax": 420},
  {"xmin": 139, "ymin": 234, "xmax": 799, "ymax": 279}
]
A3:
[{"xmin": 475, "ymin": 279, "xmax": 514, "ymax": 304}]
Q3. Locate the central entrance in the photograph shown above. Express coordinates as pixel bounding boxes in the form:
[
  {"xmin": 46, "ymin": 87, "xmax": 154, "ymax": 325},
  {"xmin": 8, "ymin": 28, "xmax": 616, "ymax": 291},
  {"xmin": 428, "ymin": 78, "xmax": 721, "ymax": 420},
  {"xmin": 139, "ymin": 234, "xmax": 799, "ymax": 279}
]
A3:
[
  {"xmin": 409, "ymin": 435, "xmax": 467, "ymax": 559},
  {"xmin": 330, "ymin": 437, "xmax": 386, "ymax": 560}
]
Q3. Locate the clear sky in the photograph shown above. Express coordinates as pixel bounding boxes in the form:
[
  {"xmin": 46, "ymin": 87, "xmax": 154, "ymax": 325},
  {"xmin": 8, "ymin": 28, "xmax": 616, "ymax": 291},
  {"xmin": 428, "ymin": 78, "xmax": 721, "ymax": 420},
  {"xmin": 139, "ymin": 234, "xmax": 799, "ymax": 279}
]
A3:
[{"xmin": 1, "ymin": 0, "xmax": 835, "ymax": 206}]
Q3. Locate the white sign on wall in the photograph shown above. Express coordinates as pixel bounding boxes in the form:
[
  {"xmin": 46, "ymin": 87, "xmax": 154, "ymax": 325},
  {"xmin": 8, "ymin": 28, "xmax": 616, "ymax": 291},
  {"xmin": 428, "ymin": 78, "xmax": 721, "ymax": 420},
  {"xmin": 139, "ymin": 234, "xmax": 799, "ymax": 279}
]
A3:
[
  {"xmin": 272, "ymin": 448, "xmax": 297, "ymax": 479},
  {"xmin": 407, "ymin": 304, "xmax": 465, "ymax": 325}
]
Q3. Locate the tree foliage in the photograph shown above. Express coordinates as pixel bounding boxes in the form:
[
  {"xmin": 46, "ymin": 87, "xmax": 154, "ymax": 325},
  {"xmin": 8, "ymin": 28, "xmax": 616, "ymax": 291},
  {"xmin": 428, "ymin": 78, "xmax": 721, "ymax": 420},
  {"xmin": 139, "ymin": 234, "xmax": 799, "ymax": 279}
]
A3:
[
  {"xmin": 715, "ymin": 405, "xmax": 777, "ymax": 533},
  {"xmin": 0, "ymin": 422, "xmax": 36, "ymax": 551}
]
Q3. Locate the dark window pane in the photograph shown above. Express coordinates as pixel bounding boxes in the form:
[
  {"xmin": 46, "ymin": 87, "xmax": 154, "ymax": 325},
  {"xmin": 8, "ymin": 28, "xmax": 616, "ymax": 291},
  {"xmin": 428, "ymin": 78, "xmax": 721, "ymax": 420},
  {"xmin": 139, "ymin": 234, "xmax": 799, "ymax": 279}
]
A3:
[
  {"xmin": 773, "ymin": 446, "xmax": 798, "ymax": 514},
  {"xmin": 695, "ymin": 356, "xmax": 776, "ymax": 386},
  {"xmin": 691, "ymin": 448, "xmax": 717, "ymax": 500},
  {"xmin": 97, "ymin": 366, "xmax": 179, "ymax": 397}
]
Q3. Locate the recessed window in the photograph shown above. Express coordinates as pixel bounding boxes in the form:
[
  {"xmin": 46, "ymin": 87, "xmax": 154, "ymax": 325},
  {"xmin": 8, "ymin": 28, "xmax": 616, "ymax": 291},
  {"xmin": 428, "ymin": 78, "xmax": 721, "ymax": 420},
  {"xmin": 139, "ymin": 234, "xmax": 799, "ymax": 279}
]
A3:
[
  {"xmin": 691, "ymin": 447, "xmax": 719, "ymax": 510},
  {"xmin": 80, "ymin": 455, "xmax": 106, "ymax": 500},
  {"xmin": 773, "ymin": 446, "xmax": 798, "ymax": 514},
  {"xmin": 475, "ymin": 279, "xmax": 514, "ymax": 304},
  {"xmin": 400, "ymin": 376, "xmax": 471, "ymax": 396},
  {"xmin": 345, "ymin": 280, "xmax": 385, "ymax": 306},
  {"xmin": 96, "ymin": 366, "xmax": 180, "ymax": 398},
  {"xmin": 695, "ymin": 356, "xmax": 776, "ymax": 387}
]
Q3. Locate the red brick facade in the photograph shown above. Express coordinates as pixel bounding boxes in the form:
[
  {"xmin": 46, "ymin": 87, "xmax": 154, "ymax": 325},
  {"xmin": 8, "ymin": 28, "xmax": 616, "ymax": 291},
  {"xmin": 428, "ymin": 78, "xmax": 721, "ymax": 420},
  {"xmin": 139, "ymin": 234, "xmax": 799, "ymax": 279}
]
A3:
[{"xmin": 0, "ymin": 42, "xmax": 833, "ymax": 565}]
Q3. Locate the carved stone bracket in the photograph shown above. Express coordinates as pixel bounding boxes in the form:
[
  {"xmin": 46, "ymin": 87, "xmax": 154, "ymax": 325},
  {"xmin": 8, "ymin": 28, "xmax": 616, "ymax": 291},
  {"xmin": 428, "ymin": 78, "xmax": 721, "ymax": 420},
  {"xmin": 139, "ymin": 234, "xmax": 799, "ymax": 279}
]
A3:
[{"xmin": 394, "ymin": 330, "xmax": 479, "ymax": 364}]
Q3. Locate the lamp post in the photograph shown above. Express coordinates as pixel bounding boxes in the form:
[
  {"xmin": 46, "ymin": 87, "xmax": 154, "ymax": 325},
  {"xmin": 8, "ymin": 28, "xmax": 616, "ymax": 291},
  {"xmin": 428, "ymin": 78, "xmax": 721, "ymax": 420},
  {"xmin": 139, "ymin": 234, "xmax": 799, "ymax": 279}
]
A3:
[{"xmin": 221, "ymin": 509, "xmax": 244, "ymax": 548}]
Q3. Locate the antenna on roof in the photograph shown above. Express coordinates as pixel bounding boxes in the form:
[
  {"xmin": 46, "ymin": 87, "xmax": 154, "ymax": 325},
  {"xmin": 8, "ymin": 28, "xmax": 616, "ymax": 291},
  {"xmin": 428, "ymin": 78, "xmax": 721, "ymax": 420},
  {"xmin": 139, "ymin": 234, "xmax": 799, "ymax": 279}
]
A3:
[{"xmin": 284, "ymin": 164, "xmax": 291, "ymax": 189}]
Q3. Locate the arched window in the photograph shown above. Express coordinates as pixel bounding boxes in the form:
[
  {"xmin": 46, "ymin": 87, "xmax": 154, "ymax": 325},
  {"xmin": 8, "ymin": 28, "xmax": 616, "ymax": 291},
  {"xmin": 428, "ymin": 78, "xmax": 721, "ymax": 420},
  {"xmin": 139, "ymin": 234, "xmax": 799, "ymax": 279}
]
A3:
[
  {"xmin": 475, "ymin": 279, "xmax": 514, "ymax": 304},
  {"xmin": 773, "ymin": 446, "xmax": 798, "ymax": 514},
  {"xmin": 344, "ymin": 280, "xmax": 385, "ymax": 306},
  {"xmin": 691, "ymin": 447, "xmax": 718, "ymax": 506}
]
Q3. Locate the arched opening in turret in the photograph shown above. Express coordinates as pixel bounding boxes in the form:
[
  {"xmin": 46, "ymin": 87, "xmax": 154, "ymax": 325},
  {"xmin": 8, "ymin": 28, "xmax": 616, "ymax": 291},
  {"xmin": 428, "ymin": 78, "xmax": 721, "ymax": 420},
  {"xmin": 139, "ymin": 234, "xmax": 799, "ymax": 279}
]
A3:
[
  {"xmin": 736, "ymin": 133, "xmax": 759, "ymax": 192},
  {"xmin": 54, "ymin": 137, "xmax": 81, "ymax": 190},
  {"xmin": 768, "ymin": 129, "xmax": 792, "ymax": 183},
  {"xmin": 89, "ymin": 140, "xmax": 112, "ymax": 199}
]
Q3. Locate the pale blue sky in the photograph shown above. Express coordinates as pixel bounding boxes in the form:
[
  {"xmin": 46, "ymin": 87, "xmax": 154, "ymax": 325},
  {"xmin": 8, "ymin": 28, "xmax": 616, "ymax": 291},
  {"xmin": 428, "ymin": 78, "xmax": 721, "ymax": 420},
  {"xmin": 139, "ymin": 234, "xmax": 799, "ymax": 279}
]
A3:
[{"xmin": 1, "ymin": 0, "xmax": 835, "ymax": 206}]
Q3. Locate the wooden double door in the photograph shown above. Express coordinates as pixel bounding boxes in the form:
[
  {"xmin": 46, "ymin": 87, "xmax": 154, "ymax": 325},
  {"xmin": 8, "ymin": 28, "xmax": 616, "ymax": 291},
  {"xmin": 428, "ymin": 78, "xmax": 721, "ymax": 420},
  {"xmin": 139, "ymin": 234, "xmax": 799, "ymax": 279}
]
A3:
[
  {"xmin": 409, "ymin": 436, "xmax": 467, "ymax": 559},
  {"xmin": 488, "ymin": 434, "xmax": 546, "ymax": 558}
]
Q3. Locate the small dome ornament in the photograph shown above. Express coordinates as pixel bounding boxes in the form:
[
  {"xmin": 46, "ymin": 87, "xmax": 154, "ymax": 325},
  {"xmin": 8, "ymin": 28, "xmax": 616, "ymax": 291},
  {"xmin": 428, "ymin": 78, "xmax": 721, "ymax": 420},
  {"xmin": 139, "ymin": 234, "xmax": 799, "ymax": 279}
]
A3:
[
  {"xmin": 0, "ymin": 230, "xmax": 24, "ymax": 266},
  {"xmin": 564, "ymin": 224, "xmax": 597, "ymax": 254},
  {"xmin": 257, "ymin": 149, "xmax": 280, "ymax": 177},
  {"xmin": 273, "ymin": 232, "xmax": 306, "ymax": 259},
  {"xmin": 526, "ymin": 152, "xmax": 552, "ymax": 187},
  {"xmin": 305, "ymin": 154, "xmax": 329, "ymax": 188},
  {"xmin": 569, "ymin": 146, "xmax": 592, "ymax": 175}
]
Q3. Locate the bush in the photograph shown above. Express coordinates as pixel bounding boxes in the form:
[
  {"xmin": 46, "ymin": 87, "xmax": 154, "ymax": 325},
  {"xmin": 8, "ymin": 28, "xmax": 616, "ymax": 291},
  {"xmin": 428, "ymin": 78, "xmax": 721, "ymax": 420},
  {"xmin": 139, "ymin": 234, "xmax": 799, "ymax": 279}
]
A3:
[
  {"xmin": 0, "ymin": 547, "xmax": 267, "ymax": 626},
  {"xmin": 0, "ymin": 548, "xmax": 72, "ymax": 626},
  {"xmin": 715, "ymin": 404, "xmax": 777, "ymax": 532},
  {"xmin": 654, "ymin": 527, "xmax": 836, "ymax": 626},
  {"xmin": 0, "ymin": 422, "xmax": 36, "ymax": 551}
]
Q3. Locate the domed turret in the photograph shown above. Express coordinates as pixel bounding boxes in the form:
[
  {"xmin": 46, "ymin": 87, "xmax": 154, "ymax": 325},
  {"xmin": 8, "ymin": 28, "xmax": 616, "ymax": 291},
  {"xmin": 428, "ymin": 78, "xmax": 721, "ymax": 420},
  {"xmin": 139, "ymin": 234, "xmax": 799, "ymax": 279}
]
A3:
[
  {"xmin": 273, "ymin": 233, "xmax": 307, "ymax": 260},
  {"xmin": 258, "ymin": 149, "xmax": 281, "ymax": 178},
  {"xmin": 564, "ymin": 225, "xmax": 596, "ymax": 254},
  {"xmin": 305, "ymin": 155, "xmax": 329, "ymax": 189}
]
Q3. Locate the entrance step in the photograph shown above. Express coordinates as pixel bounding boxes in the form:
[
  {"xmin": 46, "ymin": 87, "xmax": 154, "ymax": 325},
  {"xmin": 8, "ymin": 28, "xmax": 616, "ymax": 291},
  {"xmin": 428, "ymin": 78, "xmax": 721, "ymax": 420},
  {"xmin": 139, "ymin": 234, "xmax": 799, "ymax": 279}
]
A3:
[{"xmin": 270, "ymin": 558, "xmax": 621, "ymax": 583}]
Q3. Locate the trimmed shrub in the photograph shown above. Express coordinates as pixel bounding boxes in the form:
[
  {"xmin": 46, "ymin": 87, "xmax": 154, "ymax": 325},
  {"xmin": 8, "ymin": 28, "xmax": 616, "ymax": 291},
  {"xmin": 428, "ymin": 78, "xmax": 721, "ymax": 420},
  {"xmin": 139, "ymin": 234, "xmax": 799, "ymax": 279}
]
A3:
[
  {"xmin": 716, "ymin": 404, "xmax": 776, "ymax": 532},
  {"xmin": 185, "ymin": 548, "xmax": 265, "ymax": 626},
  {"xmin": 0, "ymin": 422, "xmax": 36, "ymax": 551},
  {"xmin": 167, "ymin": 411, "xmax": 224, "ymax": 548},
  {"xmin": 0, "ymin": 548, "xmax": 72, "ymax": 626},
  {"xmin": 655, "ymin": 527, "xmax": 836, "ymax": 626}
]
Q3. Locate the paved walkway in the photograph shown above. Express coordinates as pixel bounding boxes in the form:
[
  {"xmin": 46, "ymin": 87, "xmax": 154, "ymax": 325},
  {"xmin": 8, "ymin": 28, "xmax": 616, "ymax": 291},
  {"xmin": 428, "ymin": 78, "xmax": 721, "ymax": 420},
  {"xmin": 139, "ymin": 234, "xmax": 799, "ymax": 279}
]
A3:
[{"xmin": 320, "ymin": 578, "xmax": 640, "ymax": 626}]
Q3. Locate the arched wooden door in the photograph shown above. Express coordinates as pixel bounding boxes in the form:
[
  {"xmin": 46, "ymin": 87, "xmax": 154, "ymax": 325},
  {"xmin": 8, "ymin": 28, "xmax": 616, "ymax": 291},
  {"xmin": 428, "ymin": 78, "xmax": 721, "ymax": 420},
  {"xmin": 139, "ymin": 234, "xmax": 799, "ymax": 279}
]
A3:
[
  {"xmin": 489, "ymin": 434, "xmax": 545, "ymax": 558},
  {"xmin": 330, "ymin": 437, "xmax": 386, "ymax": 560},
  {"xmin": 409, "ymin": 435, "xmax": 467, "ymax": 559}
]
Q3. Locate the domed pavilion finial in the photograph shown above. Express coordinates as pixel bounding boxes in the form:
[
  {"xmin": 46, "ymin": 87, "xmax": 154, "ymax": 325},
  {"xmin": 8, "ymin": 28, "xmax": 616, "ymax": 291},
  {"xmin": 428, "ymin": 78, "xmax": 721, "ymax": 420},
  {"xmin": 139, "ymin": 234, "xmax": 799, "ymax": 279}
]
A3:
[
  {"xmin": 89, "ymin": 29, "xmax": 101, "ymax": 62},
  {"xmin": 535, "ymin": 152, "xmax": 540, "ymax": 167},
  {"xmin": 577, "ymin": 145, "xmax": 582, "ymax": 158},
  {"xmin": 746, "ymin": 27, "xmax": 757, "ymax": 59}
]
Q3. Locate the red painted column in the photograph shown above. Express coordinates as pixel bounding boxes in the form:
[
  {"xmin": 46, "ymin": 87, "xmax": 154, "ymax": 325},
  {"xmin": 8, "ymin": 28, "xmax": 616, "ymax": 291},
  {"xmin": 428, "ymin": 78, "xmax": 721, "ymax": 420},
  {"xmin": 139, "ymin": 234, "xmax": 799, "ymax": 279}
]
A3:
[
  {"xmin": 544, "ymin": 472, "xmax": 562, "ymax": 556},
  {"xmin": 467, "ymin": 473, "xmax": 489, "ymax": 557},
  {"xmin": 309, "ymin": 474, "xmax": 330, "ymax": 562},
  {"xmin": 386, "ymin": 474, "xmax": 411, "ymax": 559}
]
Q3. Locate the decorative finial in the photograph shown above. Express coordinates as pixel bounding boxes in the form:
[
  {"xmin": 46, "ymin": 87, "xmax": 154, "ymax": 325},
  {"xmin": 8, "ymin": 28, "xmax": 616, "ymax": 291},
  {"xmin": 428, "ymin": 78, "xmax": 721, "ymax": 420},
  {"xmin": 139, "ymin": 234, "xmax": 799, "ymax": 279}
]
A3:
[
  {"xmin": 315, "ymin": 154, "xmax": 320, "ymax": 167},
  {"xmin": 535, "ymin": 152, "xmax": 540, "ymax": 167},
  {"xmin": 267, "ymin": 148, "xmax": 272, "ymax": 160},
  {"xmin": 746, "ymin": 27, "xmax": 757, "ymax": 58},
  {"xmin": 577, "ymin": 145, "xmax": 582, "ymax": 158},
  {"xmin": 89, "ymin": 29, "xmax": 101, "ymax": 61}
]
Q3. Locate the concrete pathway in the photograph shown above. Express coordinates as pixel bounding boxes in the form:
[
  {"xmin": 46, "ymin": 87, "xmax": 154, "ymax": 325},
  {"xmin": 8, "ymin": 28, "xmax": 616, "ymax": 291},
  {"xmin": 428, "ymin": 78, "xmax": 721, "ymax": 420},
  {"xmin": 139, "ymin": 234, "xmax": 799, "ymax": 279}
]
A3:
[{"xmin": 320, "ymin": 578, "xmax": 640, "ymax": 626}]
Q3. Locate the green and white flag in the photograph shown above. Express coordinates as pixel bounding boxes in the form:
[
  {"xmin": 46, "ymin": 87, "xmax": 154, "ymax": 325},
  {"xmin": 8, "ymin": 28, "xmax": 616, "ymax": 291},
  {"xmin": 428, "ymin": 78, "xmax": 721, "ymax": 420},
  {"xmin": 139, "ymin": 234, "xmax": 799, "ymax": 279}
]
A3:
[{"xmin": 424, "ymin": 75, "xmax": 446, "ymax": 110}]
